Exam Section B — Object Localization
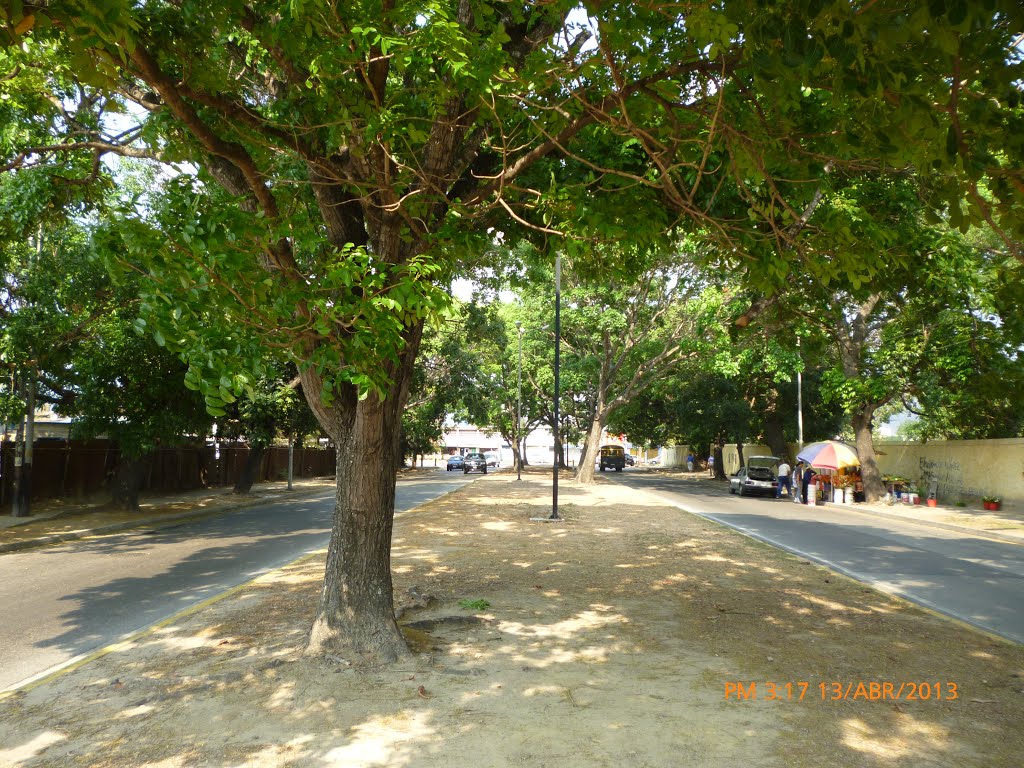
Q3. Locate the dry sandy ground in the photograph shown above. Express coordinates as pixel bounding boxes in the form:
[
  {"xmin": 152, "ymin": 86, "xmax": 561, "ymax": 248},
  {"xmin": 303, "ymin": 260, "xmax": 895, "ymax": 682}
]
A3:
[{"xmin": 1, "ymin": 470, "xmax": 1022, "ymax": 767}]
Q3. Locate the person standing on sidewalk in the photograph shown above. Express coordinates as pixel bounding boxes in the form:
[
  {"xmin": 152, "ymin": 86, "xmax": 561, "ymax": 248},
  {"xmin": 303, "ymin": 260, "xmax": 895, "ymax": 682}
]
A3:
[
  {"xmin": 708, "ymin": 454, "xmax": 715, "ymax": 478},
  {"xmin": 801, "ymin": 465, "xmax": 816, "ymax": 504},
  {"xmin": 776, "ymin": 459, "xmax": 792, "ymax": 498}
]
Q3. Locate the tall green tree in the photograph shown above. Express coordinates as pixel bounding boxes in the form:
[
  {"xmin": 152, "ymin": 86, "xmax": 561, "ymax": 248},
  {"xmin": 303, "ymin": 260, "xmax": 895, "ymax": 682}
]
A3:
[{"xmin": 4, "ymin": 1, "xmax": 1021, "ymax": 663}]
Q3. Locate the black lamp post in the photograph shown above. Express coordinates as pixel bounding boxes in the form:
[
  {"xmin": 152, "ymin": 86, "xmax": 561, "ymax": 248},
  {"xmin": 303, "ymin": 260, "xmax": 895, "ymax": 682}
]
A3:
[
  {"xmin": 551, "ymin": 255, "xmax": 562, "ymax": 520},
  {"xmin": 516, "ymin": 320, "xmax": 523, "ymax": 481}
]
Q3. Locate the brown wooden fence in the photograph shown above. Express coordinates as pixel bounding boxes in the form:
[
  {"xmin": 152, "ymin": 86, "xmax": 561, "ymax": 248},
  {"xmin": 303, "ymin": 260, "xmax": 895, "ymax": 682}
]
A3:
[{"xmin": 0, "ymin": 439, "xmax": 336, "ymax": 505}]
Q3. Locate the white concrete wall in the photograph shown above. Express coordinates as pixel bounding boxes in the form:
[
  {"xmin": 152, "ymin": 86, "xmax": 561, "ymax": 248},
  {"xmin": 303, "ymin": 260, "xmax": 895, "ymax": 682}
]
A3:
[{"xmin": 661, "ymin": 445, "xmax": 691, "ymax": 468}]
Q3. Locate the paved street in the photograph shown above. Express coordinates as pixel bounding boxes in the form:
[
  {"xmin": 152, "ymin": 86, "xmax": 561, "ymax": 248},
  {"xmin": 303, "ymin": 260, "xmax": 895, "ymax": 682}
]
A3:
[
  {"xmin": 0, "ymin": 472, "xmax": 471, "ymax": 692},
  {"xmin": 614, "ymin": 472, "xmax": 1024, "ymax": 644}
]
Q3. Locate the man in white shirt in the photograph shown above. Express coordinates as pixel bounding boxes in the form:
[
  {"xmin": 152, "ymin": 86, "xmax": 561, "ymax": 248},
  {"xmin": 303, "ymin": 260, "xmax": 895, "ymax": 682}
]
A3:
[{"xmin": 776, "ymin": 460, "xmax": 792, "ymax": 498}]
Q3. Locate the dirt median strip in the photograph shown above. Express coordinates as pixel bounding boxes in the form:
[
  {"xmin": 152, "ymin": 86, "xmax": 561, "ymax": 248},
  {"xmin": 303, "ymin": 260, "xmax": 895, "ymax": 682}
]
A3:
[{"xmin": 1, "ymin": 471, "xmax": 1021, "ymax": 768}]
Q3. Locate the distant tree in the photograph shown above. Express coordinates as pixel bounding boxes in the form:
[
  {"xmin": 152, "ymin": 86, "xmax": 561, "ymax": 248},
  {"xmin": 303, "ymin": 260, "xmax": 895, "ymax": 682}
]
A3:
[
  {"xmin": 506, "ymin": 247, "xmax": 703, "ymax": 483},
  {"xmin": 219, "ymin": 366, "xmax": 319, "ymax": 493}
]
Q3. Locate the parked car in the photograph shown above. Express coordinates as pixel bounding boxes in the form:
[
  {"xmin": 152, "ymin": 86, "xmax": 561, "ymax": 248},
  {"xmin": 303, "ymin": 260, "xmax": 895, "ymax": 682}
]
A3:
[
  {"xmin": 484, "ymin": 452, "xmax": 500, "ymax": 468},
  {"xmin": 599, "ymin": 444, "xmax": 626, "ymax": 472},
  {"xmin": 729, "ymin": 456, "xmax": 779, "ymax": 497},
  {"xmin": 624, "ymin": 454, "xmax": 636, "ymax": 466},
  {"xmin": 446, "ymin": 455, "xmax": 465, "ymax": 471},
  {"xmin": 463, "ymin": 452, "xmax": 488, "ymax": 474}
]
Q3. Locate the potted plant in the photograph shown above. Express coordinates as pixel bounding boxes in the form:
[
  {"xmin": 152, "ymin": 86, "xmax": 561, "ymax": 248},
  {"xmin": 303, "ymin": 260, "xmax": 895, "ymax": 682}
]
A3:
[{"xmin": 982, "ymin": 496, "xmax": 1002, "ymax": 511}]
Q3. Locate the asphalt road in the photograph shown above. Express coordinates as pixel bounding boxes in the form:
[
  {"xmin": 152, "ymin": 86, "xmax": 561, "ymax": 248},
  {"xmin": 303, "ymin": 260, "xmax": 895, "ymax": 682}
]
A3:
[
  {"xmin": 0, "ymin": 471, "xmax": 472, "ymax": 692},
  {"xmin": 614, "ymin": 472, "xmax": 1024, "ymax": 645}
]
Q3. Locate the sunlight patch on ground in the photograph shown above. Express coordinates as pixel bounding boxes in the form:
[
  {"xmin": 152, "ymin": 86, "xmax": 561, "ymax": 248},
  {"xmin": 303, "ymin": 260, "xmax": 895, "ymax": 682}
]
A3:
[
  {"xmin": 781, "ymin": 602, "xmax": 815, "ymax": 616},
  {"xmin": 694, "ymin": 553, "xmax": 732, "ymax": 563},
  {"xmin": 651, "ymin": 572, "xmax": 692, "ymax": 589},
  {"xmin": 321, "ymin": 710, "xmax": 436, "ymax": 767},
  {"xmin": 671, "ymin": 539, "xmax": 702, "ymax": 548},
  {"xmin": 788, "ymin": 592, "xmax": 873, "ymax": 614},
  {"xmin": 116, "ymin": 703, "xmax": 157, "ymax": 719},
  {"xmin": 841, "ymin": 715, "xmax": 950, "ymax": 760},
  {"xmin": 267, "ymin": 681, "xmax": 298, "ymax": 711},
  {"xmin": 521, "ymin": 684, "xmax": 563, "ymax": 697},
  {"xmin": 514, "ymin": 646, "xmax": 617, "ymax": 667},
  {"xmin": 481, "ymin": 521, "xmax": 517, "ymax": 531},
  {"xmin": 138, "ymin": 757, "xmax": 194, "ymax": 767},
  {"xmin": 416, "ymin": 527, "xmax": 463, "ymax": 537},
  {"xmin": 259, "ymin": 570, "xmax": 321, "ymax": 587},
  {"xmin": 0, "ymin": 730, "xmax": 66, "ymax": 764},
  {"xmin": 392, "ymin": 547, "xmax": 443, "ymax": 561},
  {"xmin": 145, "ymin": 627, "xmax": 231, "ymax": 652},
  {"xmin": 497, "ymin": 609, "xmax": 627, "ymax": 641}
]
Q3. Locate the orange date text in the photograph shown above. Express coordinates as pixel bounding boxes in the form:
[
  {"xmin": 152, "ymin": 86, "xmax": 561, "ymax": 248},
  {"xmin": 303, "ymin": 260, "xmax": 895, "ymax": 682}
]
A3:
[{"xmin": 724, "ymin": 681, "xmax": 959, "ymax": 702}]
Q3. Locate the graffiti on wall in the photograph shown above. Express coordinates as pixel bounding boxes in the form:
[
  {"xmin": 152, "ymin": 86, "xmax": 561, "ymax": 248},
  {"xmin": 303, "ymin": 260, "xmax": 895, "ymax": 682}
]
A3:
[{"xmin": 918, "ymin": 457, "xmax": 984, "ymax": 500}]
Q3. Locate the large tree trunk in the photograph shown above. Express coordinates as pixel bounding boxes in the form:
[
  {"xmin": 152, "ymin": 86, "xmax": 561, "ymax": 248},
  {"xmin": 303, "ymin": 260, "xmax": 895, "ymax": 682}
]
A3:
[
  {"xmin": 762, "ymin": 388, "xmax": 789, "ymax": 459},
  {"xmin": 306, "ymin": 394, "xmax": 409, "ymax": 664},
  {"xmin": 713, "ymin": 441, "xmax": 727, "ymax": 480},
  {"xmin": 852, "ymin": 405, "xmax": 886, "ymax": 502},
  {"xmin": 233, "ymin": 444, "xmax": 266, "ymax": 494},
  {"xmin": 574, "ymin": 413, "xmax": 604, "ymax": 484},
  {"xmin": 302, "ymin": 324, "xmax": 423, "ymax": 665},
  {"xmin": 110, "ymin": 453, "xmax": 151, "ymax": 510}
]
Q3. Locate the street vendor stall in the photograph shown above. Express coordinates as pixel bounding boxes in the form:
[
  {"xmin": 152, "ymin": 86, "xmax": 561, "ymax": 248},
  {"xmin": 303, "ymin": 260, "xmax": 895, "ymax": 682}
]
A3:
[{"xmin": 796, "ymin": 441, "xmax": 861, "ymax": 504}]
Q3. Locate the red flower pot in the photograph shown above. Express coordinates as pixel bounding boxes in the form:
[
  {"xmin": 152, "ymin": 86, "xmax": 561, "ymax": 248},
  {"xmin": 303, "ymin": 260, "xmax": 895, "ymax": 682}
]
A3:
[{"xmin": 926, "ymin": 498, "xmax": 938, "ymax": 508}]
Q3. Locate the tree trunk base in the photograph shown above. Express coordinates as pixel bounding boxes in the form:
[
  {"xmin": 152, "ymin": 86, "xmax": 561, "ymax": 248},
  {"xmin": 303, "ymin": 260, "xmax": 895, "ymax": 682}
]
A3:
[
  {"xmin": 306, "ymin": 613, "xmax": 413, "ymax": 666},
  {"xmin": 233, "ymin": 445, "xmax": 266, "ymax": 494},
  {"xmin": 110, "ymin": 454, "xmax": 150, "ymax": 510}
]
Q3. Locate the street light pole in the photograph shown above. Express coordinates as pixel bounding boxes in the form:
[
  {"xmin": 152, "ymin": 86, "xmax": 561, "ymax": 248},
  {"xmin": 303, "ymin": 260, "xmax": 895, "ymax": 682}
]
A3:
[
  {"xmin": 516, "ymin": 320, "xmax": 523, "ymax": 481},
  {"xmin": 551, "ymin": 255, "xmax": 562, "ymax": 520},
  {"xmin": 797, "ymin": 337, "xmax": 804, "ymax": 452}
]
